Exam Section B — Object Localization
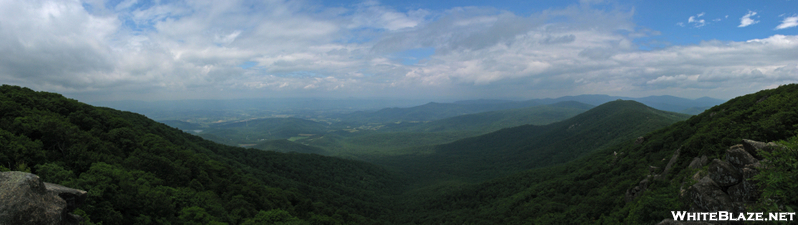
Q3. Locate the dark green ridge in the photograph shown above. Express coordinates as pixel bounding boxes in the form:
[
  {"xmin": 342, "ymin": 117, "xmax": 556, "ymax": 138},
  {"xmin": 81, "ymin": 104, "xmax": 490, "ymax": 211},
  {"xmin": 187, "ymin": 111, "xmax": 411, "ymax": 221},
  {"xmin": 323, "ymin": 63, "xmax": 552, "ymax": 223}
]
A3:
[
  {"xmin": 0, "ymin": 84, "xmax": 401, "ymax": 225},
  {"xmin": 373, "ymin": 99, "xmax": 690, "ymax": 184},
  {"xmin": 251, "ymin": 139, "xmax": 328, "ymax": 155},
  {"xmin": 394, "ymin": 84, "xmax": 798, "ymax": 224}
]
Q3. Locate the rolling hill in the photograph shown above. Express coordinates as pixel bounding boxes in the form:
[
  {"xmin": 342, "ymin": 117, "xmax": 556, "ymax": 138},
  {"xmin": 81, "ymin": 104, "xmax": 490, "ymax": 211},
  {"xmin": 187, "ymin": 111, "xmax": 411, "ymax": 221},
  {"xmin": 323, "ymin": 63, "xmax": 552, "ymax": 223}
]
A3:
[
  {"xmin": 339, "ymin": 99, "xmax": 542, "ymax": 123},
  {"xmin": 380, "ymin": 101, "xmax": 594, "ymax": 133},
  {"xmin": 251, "ymin": 139, "xmax": 328, "ymax": 155},
  {"xmin": 0, "ymin": 85, "xmax": 401, "ymax": 224},
  {"xmin": 374, "ymin": 100, "xmax": 691, "ymax": 183},
  {"xmin": 393, "ymin": 84, "xmax": 798, "ymax": 224},
  {"xmin": 534, "ymin": 94, "xmax": 726, "ymax": 114},
  {"xmin": 5, "ymin": 83, "xmax": 792, "ymax": 225}
]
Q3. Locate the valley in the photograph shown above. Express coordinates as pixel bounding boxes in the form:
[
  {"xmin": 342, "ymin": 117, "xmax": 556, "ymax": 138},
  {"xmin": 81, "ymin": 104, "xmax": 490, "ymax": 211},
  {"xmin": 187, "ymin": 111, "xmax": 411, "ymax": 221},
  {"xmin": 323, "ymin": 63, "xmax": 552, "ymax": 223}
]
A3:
[{"xmin": 2, "ymin": 84, "xmax": 797, "ymax": 224}]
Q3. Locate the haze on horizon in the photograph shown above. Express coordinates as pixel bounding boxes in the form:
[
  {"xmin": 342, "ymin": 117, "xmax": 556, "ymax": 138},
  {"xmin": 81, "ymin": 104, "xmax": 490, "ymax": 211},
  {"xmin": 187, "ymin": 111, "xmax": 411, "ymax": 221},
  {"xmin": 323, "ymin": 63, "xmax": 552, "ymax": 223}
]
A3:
[{"xmin": 1, "ymin": 0, "xmax": 797, "ymax": 103}]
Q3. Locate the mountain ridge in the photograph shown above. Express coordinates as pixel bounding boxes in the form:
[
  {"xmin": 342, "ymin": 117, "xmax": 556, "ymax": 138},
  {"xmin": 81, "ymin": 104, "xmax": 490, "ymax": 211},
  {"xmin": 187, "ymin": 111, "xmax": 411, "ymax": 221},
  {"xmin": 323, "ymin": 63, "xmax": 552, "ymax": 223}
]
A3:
[
  {"xmin": 393, "ymin": 84, "xmax": 798, "ymax": 224},
  {"xmin": 373, "ymin": 100, "xmax": 691, "ymax": 183}
]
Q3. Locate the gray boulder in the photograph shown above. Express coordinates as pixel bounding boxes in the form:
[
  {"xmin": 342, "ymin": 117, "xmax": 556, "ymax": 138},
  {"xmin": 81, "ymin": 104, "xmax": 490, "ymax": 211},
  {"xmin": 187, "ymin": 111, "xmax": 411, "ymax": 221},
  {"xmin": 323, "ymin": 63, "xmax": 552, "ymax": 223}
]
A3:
[
  {"xmin": 725, "ymin": 145, "xmax": 759, "ymax": 169},
  {"xmin": 625, "ymin": 176, "xmax": 651, "ymax": 202},
  {"xmin": 688, "ymin": 156, "xmax": 705, "ymax": 169},
  {"xmin": 688, "ymin": 176, "xmax": 736, "ymax": 212},
  {"xmin": 688, "ymin": 155, "xmax": 708, "ymax": 169},
  {"xmin": 741, "ymin": 139, "xmax": 785, "ymax": 160},
  {"xmin": 708, "ymin": 159, "xmax": 741, "ymax": 187},
  {"xmin": 727, "ymin": 168, "xmax": 759, "ymax": 203},
  {"xmin": 660, "ymin": 148, "xmax": 681, "ymax": 177},
  {"xmin": 0, "ymin": 171, "xmax": 86, "ymax": 225},
  {"xmin": 635, "ymin": 136, "xmax": 645, "ymax": 145}
]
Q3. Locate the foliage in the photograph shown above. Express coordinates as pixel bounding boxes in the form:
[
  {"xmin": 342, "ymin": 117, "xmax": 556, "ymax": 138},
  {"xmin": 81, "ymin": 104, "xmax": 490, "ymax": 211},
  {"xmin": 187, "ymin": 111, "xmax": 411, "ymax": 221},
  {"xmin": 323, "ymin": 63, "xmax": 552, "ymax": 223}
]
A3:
[
  {"xmin": 374, "ymin": 100, "xmax": 690, "ymax": 183},
  {"xmin": 754, "ymin": 135, "xmax": 798, "ymax": 212},
  {"xmin": 339, "ymin": 100, "xmax": 541, "ymax": 124},
  {"xmin": 4, "ymin": 83, "xmax": 798, "ymax": 224},
  {"xmin": 252, "ymin": 139, "xmax": 327, "ymax": 155},
  {"xmin": 0, "ymin": 84, "xmax": 400, "ymax": 224},
  {"xmin": 389, "ymin": 84, "xmax": 798, "ymax": 224}
]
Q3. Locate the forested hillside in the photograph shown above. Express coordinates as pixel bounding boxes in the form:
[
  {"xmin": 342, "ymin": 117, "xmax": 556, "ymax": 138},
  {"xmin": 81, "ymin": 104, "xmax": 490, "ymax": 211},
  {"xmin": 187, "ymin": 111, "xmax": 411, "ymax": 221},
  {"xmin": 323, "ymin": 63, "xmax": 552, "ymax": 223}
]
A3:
[
  {"xmin": 379, "ymin": 101, "xmax": 593, "ymax": 133},
  {"xmin": 294, "ymin": 101, "xmax": 593, "ymax": 159},
  {"xmin": 3, "ymin": 83, "xmax": 795, "ymax": 225},
  {"xmin": 373, "ymin": 100, "xmax": 690, "ymax": 183},
  {"xmin": 393, "ymin": 84, "xmax": 798, "ymax": 224},
  {"xmin": 0, "ymin": 85, "xmax": 400, "ymax": 224}
]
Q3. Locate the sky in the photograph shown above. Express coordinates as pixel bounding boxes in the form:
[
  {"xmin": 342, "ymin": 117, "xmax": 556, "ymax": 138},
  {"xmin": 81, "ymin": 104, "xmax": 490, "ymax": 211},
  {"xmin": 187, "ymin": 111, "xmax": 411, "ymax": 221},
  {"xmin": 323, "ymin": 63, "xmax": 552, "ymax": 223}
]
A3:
[{"xmin": 1, "ymin": 0, "xmax": 797, "ymax": 102}]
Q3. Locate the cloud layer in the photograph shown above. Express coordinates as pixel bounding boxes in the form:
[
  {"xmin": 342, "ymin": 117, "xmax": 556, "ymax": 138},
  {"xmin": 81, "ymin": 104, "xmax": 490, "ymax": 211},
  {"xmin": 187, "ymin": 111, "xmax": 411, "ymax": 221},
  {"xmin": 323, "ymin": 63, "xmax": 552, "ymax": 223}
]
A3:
[{"xmin": 0, "ymin": 0, "xmax": 796, "ymax": 101}]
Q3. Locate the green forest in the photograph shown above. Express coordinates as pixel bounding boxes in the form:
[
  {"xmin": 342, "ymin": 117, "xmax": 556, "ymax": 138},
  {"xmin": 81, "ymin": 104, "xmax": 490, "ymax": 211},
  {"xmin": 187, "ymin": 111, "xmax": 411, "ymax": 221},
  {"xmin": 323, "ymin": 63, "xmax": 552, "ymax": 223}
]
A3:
[{"xmin": 1, "ymin": 84, "xmax": 797, "ymax": 224}]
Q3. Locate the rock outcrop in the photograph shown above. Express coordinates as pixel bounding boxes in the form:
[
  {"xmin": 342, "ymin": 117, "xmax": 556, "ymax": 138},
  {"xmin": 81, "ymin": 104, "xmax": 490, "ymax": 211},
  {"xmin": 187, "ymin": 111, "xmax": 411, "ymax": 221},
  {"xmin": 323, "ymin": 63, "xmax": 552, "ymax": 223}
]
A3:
[
  {"xmin": 0, "ymin": 171, "xmax": 87, "ymax": 225},
  {"xmin": 707, "ymin": 159, "xmax": 741, "ymax": 187},
  {"xmin": 658, "ymin": 140, "xmax": 777, "ymax": 225},
  {"xmin": 687, "ymin": 155, "xmax": 708, "ymax": 169},
  {"xmin": 626, "ymin": 147, "xmax": 681, "ymax": 202},
  {"xmin": 686, "ymin": 141, "xmax": 768, "ymax": 214}
]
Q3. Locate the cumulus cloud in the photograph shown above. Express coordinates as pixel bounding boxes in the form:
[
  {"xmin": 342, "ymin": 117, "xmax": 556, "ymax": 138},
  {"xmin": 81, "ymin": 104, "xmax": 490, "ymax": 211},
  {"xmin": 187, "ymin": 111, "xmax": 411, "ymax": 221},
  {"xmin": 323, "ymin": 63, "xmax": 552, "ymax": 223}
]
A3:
[
  {"xmin": 739, "ymin": 11, "xmax": 759, "ymax": 27},
  {"xmin": 776, "ymin": 15, "xmax": 798, "ymax": 30},
  {"xmin": 0, "ymin": 0, "xmax": 795, "ymax": 101}
]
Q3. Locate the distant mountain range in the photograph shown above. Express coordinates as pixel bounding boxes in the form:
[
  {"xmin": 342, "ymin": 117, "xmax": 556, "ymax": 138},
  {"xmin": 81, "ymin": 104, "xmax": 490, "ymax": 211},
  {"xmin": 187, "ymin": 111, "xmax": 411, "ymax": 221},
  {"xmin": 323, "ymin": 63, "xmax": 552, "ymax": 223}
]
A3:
[
  {"xmin": 3, "ymin": 83, "xmax": 794, "ymax": 224},
  {"xmin": 379, "ymin": 101, "xmax": 594, "ymax": 133},
  {"xmin": 341, "ymin": 94, "xmax": 724, "ymax": 123},
  {"xmin": 534, "ymin": 94, "xmax": 726, "ymax": 113},
  {"xmin": 397, "ymin": 84, "xmax": 798, "ymax": 224},
  {"xmin": 90, "ymin": 95, "xmax": 726, "ymax": 123},
  {"xmin": 339, "ymin": 99, "xmax": 542, "ymax": 123}
]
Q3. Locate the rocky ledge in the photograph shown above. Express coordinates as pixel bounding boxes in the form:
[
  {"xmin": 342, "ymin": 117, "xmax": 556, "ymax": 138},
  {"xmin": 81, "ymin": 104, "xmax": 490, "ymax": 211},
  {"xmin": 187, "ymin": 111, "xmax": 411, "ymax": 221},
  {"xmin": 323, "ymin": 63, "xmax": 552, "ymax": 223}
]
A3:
[
  {"xmin": 654, "ymin": 139, "xmax": 784, "ymax": 225},
  {"xmin": 0, "ymin": 171, "xmax": 87, "ymax": 225}
]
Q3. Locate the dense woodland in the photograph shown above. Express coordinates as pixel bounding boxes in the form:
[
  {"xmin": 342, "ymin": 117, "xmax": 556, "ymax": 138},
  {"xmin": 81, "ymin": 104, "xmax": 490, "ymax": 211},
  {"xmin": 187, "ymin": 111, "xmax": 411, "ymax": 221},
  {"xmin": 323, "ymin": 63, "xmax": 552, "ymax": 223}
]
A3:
[
  {"xmin": 1, "ymin": 84, "xmax": 797, "ymax": 224},
  {"xmin": 0, "ymin": 85, "xmax": 401, "ymax": 224},
  {"xmin": 387, "ymin": 84, "xmax": 798, "ymax": 224}
]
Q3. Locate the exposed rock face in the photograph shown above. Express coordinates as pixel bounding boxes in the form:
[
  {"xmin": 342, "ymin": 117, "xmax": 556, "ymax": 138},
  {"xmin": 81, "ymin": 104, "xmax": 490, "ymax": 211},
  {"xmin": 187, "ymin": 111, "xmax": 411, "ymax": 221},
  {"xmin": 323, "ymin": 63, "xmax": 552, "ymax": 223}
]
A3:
[
  {"xmin": 727, "ymin": 168, "xmax": 759, "ymax": 203},
  {"xmin": 0, "ymin": 171, "xmax": 86, "ymax": 225},
  {"xmin": 741, "ymin": 139, "xmax": 784, "ymax": 160},
  {"xmin": 626, "ymin": 147, "xmax": 680, "ymax": 202},
  {"xmin": 659, "ymin": 147, "xmax": 681, "ymax": 179},
  {"xmin": 726, "ymin": 145, "xmax": 758, "ymax": 168},
  {"xmin": 635, "ymin": 136, "xmax": 645, "ymax": 145},
  {"xmin": 661, "ymin": 140, "xmax": 774, "ymax": 225},
  {"xmin": 687, "ymin": 142, "xmax": 764, "ymax": 213},
  {"xmin": 625, "ymin": 176, "xmax": 651, "ymax": 202},
  {"xmin": 688, "ymin": 176, "xmax": 737, "ymax": 212},
  {"xmin": 707, "ymin": 159, "xmax": 741, "ymax": 187},
  {"xmin": 688, "ymin": 155, "xmax": 708, "ymax": 169}
]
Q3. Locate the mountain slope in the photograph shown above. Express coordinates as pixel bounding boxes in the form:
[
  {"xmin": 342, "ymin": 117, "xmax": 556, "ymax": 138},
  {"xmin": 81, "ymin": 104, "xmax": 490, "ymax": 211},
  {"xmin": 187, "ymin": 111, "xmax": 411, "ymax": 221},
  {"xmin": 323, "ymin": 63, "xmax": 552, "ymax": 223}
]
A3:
[
  {"xmin": 251, "ymin": 139, "xmax": 327, "ymax": 155},
  {"xmin": 0, "ymin": 85, "xmax": 400, "ymax": 224},
  {"xmin": 375, "ymin": 100, "xmax": 690, "ymax": 183},
  {"xmin": 381, "ymin": 101, "xmax": 593, "ymax": 133},
  {"xmin": 340, "ymin": 100, "xmax": 541, "ymax": 123},
  {"xmin": 535, "ymin": 94, "xmax": 726, "ymax": 114},
  {"xmin": 397, "ymin": 84, "xmax": 798, "ymax": 224}
]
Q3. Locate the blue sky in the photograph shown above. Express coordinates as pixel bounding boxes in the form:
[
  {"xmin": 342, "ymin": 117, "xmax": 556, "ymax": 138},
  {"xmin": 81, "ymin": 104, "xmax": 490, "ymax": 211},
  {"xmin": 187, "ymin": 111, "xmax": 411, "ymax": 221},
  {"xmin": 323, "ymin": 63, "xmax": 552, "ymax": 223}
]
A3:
[{"xmin": 0, "ymin": 0, "xmax": 797, "ymax": 102}]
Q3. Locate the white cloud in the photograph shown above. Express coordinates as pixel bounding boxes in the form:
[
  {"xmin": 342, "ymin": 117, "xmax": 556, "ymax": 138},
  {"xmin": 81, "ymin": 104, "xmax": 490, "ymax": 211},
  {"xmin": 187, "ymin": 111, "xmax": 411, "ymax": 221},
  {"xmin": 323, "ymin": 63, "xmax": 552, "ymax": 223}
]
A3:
[
  {"xmin": 776, "ymin": 16, "xmax": 798, "ymax": 30},
  {"xmin": 687, "ymin": 12, "xmax": 706, "ymax": 27},
  {"xmin": 0, "ymin": 0, "xmax": 795, "ymax": 101},
  {"xmin": 739, "ymin": 11, "xmax": 759, "ymax": 27}
]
